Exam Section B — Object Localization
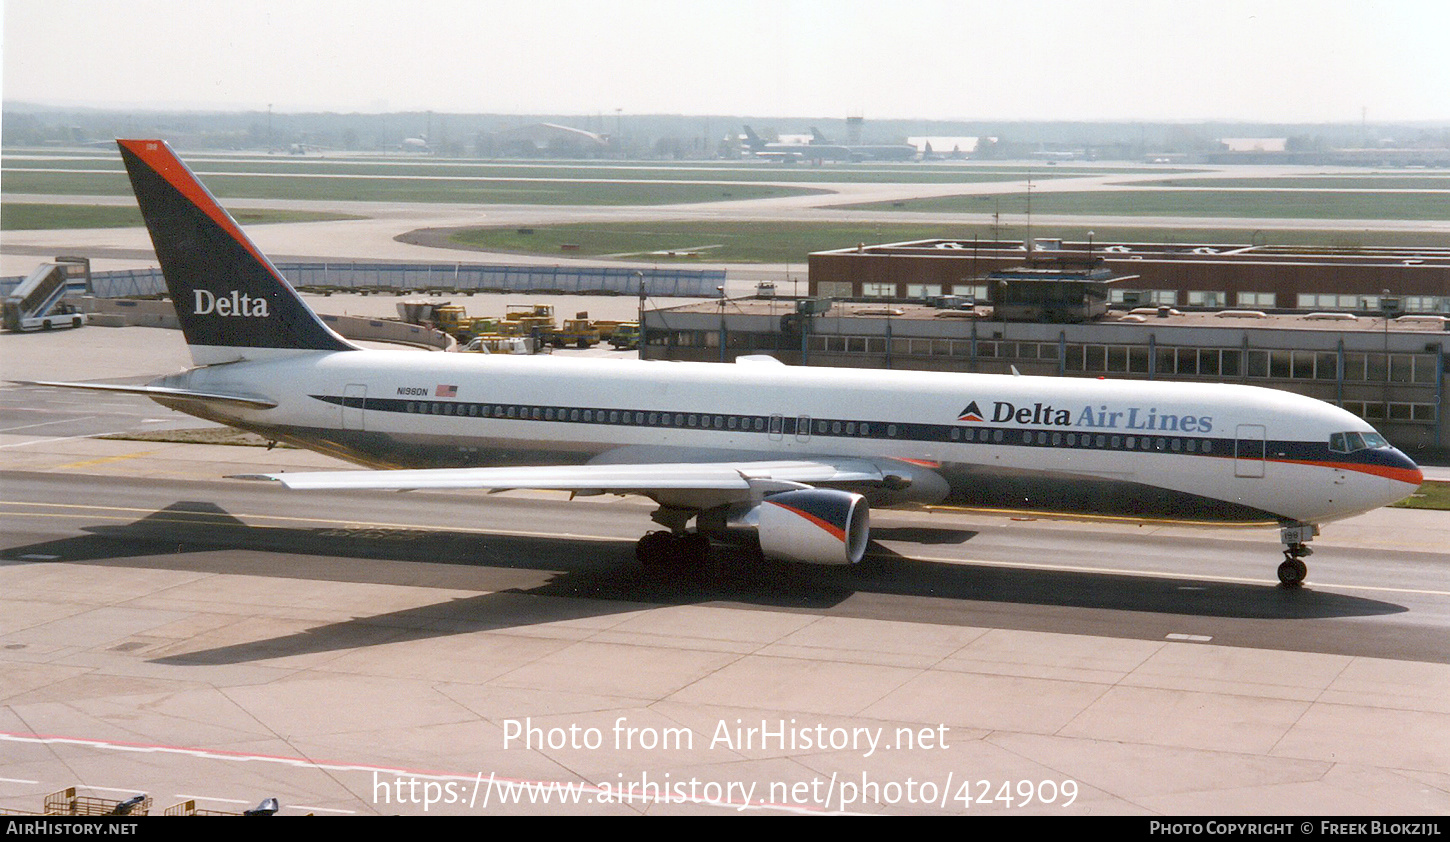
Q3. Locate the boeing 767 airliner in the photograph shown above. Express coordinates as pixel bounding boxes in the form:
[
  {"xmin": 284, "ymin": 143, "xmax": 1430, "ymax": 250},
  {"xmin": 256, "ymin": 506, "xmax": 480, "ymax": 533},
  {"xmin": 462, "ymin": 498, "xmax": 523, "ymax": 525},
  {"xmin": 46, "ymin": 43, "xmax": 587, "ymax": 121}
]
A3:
[{"xmin": 29, "ymin": 140, "xmax": 1424, "ymax": 587}]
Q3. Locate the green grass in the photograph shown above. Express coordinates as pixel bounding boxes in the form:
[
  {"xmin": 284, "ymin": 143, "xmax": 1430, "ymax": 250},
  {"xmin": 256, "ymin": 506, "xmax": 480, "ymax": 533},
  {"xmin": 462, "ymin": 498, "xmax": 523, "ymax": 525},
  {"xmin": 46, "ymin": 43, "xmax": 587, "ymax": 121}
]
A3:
[
  {"xmin": 1391, "ymin": 480, "xmax": 1450, "ymax": 510},
  {"xmin": 1127, "ymin": 176, "xmax": 1450, "ymax": 190},
  {"xmin": 445, "ymin": 221, "xmax": 975, "ymax": 263},
  {"xmin": 2, "ymin": 152, "xmax": 1199, "ymax": 181},
  {"xmin": 435, "ymin": 220, "xmax": 1450, "ymax": 262},
  {"xmin": 0, "ymin": 203, "xmax": 365, "ymax": 230},
  {"xmin": 99, "ymin": 428, "xmax": 295, "ymax": 447},
  {"xmin": 838, "ymin": 189, "xmax": 1450, "ymax": 220},
  {"xmin": 2, "ymin": 159, "xmax": 1081, "ymax": 184},
  {"xmin": 0, "ymin": 169, "xmax": 828, "ymax": 205}
]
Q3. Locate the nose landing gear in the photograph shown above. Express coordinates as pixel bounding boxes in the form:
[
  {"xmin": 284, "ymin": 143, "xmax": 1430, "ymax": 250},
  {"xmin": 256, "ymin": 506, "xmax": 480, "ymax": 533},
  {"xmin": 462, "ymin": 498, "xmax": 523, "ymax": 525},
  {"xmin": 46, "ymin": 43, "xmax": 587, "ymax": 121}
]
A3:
[{"xmin": 1278, "ymin": 523, "xmax": 1318, "ymax": 588}]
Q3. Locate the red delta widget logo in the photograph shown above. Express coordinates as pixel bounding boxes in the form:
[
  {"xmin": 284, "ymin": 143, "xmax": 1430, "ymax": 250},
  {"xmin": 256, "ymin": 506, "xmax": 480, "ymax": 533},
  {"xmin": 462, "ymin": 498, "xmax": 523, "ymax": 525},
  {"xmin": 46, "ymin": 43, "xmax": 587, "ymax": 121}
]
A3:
[{"xmin": 958, "ymin": 400, "xmax": 1215, "ymax": 433}]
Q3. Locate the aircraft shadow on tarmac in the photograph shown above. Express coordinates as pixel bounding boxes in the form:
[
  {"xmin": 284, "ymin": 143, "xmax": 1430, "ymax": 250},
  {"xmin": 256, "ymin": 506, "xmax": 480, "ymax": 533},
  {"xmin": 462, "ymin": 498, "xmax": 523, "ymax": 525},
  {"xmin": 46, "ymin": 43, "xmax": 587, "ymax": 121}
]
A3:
[{"xmin": 0, "ymin": 500, "xmax": 1410, "ymax": 666}]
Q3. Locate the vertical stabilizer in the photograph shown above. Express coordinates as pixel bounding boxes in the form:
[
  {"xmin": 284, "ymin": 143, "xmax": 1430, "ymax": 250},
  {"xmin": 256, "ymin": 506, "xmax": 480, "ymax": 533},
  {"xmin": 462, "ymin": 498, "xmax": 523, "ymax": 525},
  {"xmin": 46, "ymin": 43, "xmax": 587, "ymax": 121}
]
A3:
[{"xmin": 117, "ymin": 139, "xmax": 356, "ymax": 365}]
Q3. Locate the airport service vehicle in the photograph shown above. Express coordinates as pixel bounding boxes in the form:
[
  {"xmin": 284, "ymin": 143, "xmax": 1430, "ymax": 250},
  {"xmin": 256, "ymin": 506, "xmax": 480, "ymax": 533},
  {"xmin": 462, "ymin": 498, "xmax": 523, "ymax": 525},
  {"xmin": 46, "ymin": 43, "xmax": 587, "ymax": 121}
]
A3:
[
  {"xmin": 608, "ymin": 322, "xmax": 641, "ymax": 350},
  {"xmin": 30, "ymin": 140, "xmax": 1424, "ymax": 587},
  {"xmin": 547, "ymin": 317, "xmax": 601, "ymax": 349},
  {"xmin": 3, "ymin": 264, "xmax": 86, "ymax": 332}
]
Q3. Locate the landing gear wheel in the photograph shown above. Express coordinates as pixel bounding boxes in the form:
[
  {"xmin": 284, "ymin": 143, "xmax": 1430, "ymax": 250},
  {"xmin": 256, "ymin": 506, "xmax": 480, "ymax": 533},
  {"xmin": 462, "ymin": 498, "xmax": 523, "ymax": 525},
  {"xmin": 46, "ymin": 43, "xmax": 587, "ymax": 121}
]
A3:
[
  {"xmin": 1277, "ymin": 557, "xmax": 1308, "ymax": 588},
  {"xmin": 679, "ymin": 532, "xmax": 709, "ymax": 566},
  {"xmin": 635, "ymin": 531, "xmax": 710, "ymax": 573},
  {"xmin": 635, "ymin": 531, "xmax": 676, "ymax": 571}
]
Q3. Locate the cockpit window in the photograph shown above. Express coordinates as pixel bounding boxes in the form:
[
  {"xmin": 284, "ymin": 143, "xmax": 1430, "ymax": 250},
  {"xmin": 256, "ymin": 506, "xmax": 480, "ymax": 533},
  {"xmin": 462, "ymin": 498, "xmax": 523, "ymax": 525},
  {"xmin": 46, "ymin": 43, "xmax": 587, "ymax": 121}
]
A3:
[{"xmin": 1330, "ymin": 431, "xmax": 1389, "ymax": 453}]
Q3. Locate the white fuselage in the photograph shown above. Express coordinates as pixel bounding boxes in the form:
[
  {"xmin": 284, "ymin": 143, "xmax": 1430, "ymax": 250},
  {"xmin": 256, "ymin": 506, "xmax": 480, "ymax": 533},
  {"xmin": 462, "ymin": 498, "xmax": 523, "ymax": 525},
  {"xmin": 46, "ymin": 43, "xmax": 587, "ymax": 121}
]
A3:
[{"xmin": 163, "ymin": 350, "xmax": 1422, "ymax": 527}]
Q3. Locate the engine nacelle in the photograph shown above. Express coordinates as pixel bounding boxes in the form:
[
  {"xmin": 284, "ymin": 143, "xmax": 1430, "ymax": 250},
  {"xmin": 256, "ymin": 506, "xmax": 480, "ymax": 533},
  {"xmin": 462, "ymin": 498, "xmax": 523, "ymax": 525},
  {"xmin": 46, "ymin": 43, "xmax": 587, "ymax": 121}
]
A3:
[{"xmin": 700, "ymin": 488, "xmax": 870, "ymax": 565}]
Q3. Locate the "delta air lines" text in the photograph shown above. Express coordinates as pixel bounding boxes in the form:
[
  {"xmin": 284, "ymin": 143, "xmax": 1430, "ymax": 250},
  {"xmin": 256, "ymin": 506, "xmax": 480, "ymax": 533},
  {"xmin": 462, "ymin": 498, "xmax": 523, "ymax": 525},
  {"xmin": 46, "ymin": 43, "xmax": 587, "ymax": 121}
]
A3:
[{"xmin": 983, "ymin": 401, "xmax": 1214, "ymax": 433}]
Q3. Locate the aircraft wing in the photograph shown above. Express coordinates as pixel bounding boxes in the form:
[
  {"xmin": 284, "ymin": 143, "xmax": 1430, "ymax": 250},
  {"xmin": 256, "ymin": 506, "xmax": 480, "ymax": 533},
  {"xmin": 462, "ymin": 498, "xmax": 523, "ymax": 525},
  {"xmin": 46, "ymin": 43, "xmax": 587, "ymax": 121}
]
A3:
[{"xmin": 237, "ymin": 459, "xmax": 885, "ymax": 494}]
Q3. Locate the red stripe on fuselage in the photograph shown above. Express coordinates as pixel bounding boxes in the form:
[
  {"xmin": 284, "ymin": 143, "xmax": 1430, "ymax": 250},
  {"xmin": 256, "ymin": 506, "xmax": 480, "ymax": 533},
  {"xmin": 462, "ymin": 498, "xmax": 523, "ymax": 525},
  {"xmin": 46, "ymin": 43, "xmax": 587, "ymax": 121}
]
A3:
[{"xmin": 1271, "ymin": 458, "xmax": 1423, "ymax": 486}]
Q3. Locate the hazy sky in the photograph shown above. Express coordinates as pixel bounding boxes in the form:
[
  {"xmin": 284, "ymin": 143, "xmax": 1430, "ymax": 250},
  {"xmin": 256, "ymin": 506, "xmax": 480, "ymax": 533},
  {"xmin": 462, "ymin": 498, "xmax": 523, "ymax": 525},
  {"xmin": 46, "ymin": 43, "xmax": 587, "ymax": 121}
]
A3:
[{"xmin": 4, "ymin": 0, "xmax": 1448, "ymax": 123}]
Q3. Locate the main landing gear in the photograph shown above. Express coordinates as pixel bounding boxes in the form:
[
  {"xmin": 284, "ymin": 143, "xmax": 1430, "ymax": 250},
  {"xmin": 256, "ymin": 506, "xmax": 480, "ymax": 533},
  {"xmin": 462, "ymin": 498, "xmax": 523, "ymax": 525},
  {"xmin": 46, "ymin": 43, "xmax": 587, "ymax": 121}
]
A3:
[
  {"xmin": 1277, "ymin": 523, "xmax": 1318, "ymax": 588},
  {"xmin": 635, "ymin": 530, "xmax": 709, "ymax": 571}
]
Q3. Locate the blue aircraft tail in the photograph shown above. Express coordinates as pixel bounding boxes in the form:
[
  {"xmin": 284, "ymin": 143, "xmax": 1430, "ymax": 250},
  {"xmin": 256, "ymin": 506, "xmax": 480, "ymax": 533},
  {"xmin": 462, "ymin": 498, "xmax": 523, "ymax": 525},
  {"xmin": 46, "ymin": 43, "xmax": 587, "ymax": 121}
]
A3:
[{"xmin": 117, "ymin": 139, "xmax": 356, "ymax": 364}]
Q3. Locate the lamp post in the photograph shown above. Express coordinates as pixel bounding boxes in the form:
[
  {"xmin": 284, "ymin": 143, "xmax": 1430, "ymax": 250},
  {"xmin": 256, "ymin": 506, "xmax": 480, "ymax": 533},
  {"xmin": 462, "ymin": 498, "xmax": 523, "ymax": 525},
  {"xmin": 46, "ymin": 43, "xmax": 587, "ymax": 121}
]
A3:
[
  {"xmin": 718, "ymin": 285, "xmax": 727, "ymax": 362},
  {"xmin": 635, "ymin": 271, "xmax": 645, "ymax": 359}
]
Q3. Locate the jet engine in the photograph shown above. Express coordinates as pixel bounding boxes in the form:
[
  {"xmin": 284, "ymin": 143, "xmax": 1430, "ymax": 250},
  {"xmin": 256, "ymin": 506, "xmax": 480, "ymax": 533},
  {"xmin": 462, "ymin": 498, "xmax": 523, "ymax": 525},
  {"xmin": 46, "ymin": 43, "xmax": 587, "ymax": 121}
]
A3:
[{"xmin": 699, "ymin": 488, "xmax": 870, "ymax": 565}]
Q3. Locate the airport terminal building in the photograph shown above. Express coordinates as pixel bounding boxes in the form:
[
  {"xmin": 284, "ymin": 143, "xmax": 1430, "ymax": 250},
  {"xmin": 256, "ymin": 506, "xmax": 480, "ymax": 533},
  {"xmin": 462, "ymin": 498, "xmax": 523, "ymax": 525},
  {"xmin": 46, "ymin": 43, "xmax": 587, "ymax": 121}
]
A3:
[
  {"xmin": 807, "ymin": 238, "xmax": 1450, "ymax": 315},
  {"xmin": 641, "ymin": 291, "xmax": 1450, "ymax": 454}
]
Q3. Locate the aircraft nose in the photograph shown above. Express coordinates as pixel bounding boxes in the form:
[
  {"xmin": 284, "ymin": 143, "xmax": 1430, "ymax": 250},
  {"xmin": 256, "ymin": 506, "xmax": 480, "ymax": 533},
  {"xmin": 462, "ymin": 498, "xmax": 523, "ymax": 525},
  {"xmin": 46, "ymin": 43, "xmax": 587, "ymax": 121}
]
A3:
[
  {"xmin": 1382, "ymin": 448, "xmax": 1422, "ymax": 506},
  {"xmin": 1393, "ymin": 448, "xmax": 1424, "ymax": 488}
]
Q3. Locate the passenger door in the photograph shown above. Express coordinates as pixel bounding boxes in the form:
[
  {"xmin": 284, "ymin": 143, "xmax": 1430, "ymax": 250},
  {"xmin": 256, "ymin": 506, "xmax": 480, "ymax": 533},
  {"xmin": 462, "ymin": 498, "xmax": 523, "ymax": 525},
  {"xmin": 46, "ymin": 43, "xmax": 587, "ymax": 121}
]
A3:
[
  {"xmin": 342, "ymin": 384, "xmax": 367, "ymax": 431},
  {"xmin": 1234, "ymin": 424, "xmax": 1265, "ymax": 478}
]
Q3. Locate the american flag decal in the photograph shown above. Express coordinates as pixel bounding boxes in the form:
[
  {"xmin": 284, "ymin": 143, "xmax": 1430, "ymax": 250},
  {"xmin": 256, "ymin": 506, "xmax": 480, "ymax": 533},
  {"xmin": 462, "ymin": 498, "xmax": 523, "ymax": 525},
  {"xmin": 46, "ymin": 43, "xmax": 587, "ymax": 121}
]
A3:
[{"xmin": 435, "ymin": 384, "xmax": 458, "ymax": 397}]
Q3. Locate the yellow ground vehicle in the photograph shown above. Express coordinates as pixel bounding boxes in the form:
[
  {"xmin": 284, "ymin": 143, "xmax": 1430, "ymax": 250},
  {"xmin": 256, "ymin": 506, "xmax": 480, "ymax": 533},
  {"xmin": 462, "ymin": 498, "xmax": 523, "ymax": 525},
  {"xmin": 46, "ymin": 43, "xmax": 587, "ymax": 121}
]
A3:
[
  {"xmin": 549, "ymin": 317, "xmax": 601, "ymax": 348},
  {"xmin": 502, "ymin": 304, "xmax": 556, "ymax": 334},
  {"xmin": 432, "ymin": 305, "xmax": 470, "ymax": 337},
  {"xmin": 608, "ymin": 322, "xmax": 641, "ymax": 350}
]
